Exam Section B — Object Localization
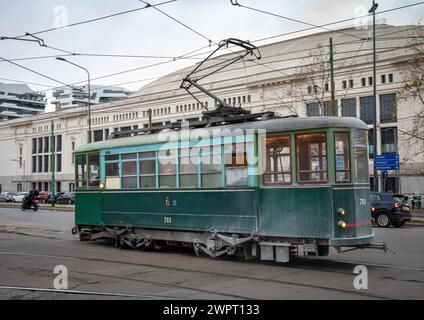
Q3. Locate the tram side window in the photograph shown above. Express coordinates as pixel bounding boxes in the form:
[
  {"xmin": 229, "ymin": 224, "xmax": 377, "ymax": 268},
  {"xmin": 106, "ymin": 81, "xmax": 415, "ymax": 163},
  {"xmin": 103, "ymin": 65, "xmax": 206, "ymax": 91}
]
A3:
[
  {"xmin": 224, "ymin": 142, "xmax": 248, "ymax": 187},
  {"xmin": 121, "ymin": 153, "xmax": 137, "ymax": 189},
  {"xmin": 334, "ymin": 133, "xmax": 351, "ymax": 183},
  {"xmin": 158, "ymin": 149, "xmax": 177, "ymax": 188},
  {"xmin": 139, "ymin": 151, "xmax": 156, "ymax": 189},
  {"xmin": 88, "ymin": 154, "xmax": 100, "ymax": 188},
  {"xmin": 180, "ymin": 148, "xmax": 199, "ymax": 188},
  {"xmin": 105, "ymin": 161, "xmax": 119, "ymax": 189},
  {"xmin": 296, "ymin": 133, "xmax": 327, "ymax": 183},
  {"xmin": 263, "ymin": 136, "xmax": 291, "ymax": 184},
  {"xmin": 201, "ymin": 147, "xmax": 222, "ymax": 187},
  {"xmin": 76, "ymin": 154, "xmax": 87, "ymax": 188},
  {"xmin": 352, "ymin": 129, "xmax": 369, "ymax": 183}
]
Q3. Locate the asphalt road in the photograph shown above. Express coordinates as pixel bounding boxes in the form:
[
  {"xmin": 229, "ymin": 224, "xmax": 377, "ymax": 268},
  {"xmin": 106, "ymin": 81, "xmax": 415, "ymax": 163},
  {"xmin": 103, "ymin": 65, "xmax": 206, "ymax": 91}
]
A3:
[{"xmin": 0, "ymin": 207, "xmax": 423, "ymax": 300}]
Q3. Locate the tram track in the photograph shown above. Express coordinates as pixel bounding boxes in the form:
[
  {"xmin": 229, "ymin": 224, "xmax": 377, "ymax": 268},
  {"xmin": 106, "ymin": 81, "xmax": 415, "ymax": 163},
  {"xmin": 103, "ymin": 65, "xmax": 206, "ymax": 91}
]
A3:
[{"xmin": 0, "ymin": 249, "xmax": 409, "ymax": 300}]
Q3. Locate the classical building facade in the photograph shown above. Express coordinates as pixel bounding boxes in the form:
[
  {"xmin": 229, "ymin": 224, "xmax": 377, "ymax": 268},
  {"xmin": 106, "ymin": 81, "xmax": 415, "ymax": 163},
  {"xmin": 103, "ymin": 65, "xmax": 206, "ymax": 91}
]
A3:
[{"xmin": 0, "ymin": 24, "xmax": 423, "ymax": 194}]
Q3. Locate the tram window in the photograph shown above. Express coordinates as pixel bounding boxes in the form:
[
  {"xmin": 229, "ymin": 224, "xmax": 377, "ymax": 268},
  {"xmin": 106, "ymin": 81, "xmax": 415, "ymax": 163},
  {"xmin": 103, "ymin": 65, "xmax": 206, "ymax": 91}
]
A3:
[
  {"xmin": 105, "ymin": 154, "xmax": 118, "ymax": 161},
  {"xmin": 140, "ymin": 158, "xmax": 156, "ymax": 189},
  {"xmin": 105, "ymin": 162, "xmax": 119, "ymax": 189},
  {"xmin": 202, "ymin": 162, "xmax": 222, "ymax": 187},
  {"xmin": 122, "ymin": 161, "xmax": 137, "ymax": 189},
  {"xmin": 352, "ymin": 129, "xmax": 369, "ymax": 183},
  {"xmin": 296, "ymin": 133, "xmax": 327, "ymax": 183},
  {"xmin": 180, "ymin": 148, "xmax": 199, "ymax": 187},
  {"xmin": 224, "ymin": 143, "xmax": 248, "ymax": 187},
  {"xmin": 76, "ymin": 154, "xmax": 87, "ymax": 188},
  {"xmin": 158, "ymin": 157, "xmax": 176, "ymax": 188},
  {"xmin": 88, "ymin": 154, "xmax": 99, "ymax": 188},
  {"xmin": 334, "ymin": 133, "xmax": 351, "ymax": 183},
  {"xmin": 140, "ymin": 151, "xmax": 155, "ymax": 158},
  {"xmin": 263, "ymin": 136, "xmax": 291, "ymax": 184},
  {"xmin": 121, "ymin": 153, "xmax": 136, "ymax": 160}
]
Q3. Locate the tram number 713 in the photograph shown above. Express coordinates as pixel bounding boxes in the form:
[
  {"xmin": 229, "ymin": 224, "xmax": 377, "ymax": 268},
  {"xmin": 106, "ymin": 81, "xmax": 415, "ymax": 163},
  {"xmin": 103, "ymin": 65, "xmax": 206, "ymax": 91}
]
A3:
[{"xmin": 164, "ymin": 217, "xmax": 172, "ymax": 224}]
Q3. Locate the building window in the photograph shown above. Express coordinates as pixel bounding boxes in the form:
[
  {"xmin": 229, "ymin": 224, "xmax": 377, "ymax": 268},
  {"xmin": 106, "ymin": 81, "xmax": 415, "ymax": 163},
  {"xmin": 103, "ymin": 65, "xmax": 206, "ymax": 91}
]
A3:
[
  {"xmin": 360, "ymin": 96, "xmax": 374, "ymax": 124},
  {"xmin": 349, "ymin": 80, "xmax": 354, "ymax": 88},
  {"xmin": 56, "ymin": 154, "xmax": 62, "ymax": 172},
  {"xmin": 93, "ymin": 129, "xmax": 103, "ymax": 142},
  {"xmin": 56, "ymin": 135, "xmax": 62, "ymax": 152},
  {"xmin": 342, "ymin": 80, "xmax": 347, "ymax": 89},
  {"xmin": 44, "ymin": 182, "xmax": 49, "ymax": 192},
  {"xmin": 380, "ymin": 93, "xmax": 397, "ymax": 123},
  {"xmin": 32, "ymin": 138, "xmax": 36, "ymax": 154},
  {"xmin": 341, "ymin": 98, "xmax": 356, "ymax": 117},
  {"xmin": 361, "ymin": 78, "xmax": 366, "ymax": 87},
  {"xmin": 388, "ymin": 73, "xmax": 393, "ymax": 83},
  {"xmin": 263, "ymin": 135, "xmax": 291, "ymax": 184},
  {"xmin": 368, "ymin": 77, "xmax": 373, "ymax": 86},
  {"xmin": 381, "ymin": 127, "xmax": 398, "ymax": 154},
  {"xmin": 323, "ymin": 101, "xmax": 333, "ymax": 116},
  {"xmin": 38, "ymin": 137, "xmax": 43, "ymax": 153},
  {"xmin": 38, "ymin": 155, "xmax": 42, "ymax": 173},
  {"xmin": 296, "ymin": 133, "xmax": 327, "ymax": 183},
  {"xmin": 44, "ymin": 155, "xmax": 49, "ymax": 172},
  {"xmin": 32, "ymin": 156, "xmax": 36, "ymax": 173},
  {"xmin": 44, "ymin": 137, "xmax": 49, "ymax": 153},
  {"xmin": 306, "ymin": 103, "xmax": 320, "ymax": 117},
  {"xmin": 381, "ymin": 74, "xmax": 386, "ymax": 84},
  {"xmin": 324, "ymin": 83, "xmax": 329, "ymax": 92}
]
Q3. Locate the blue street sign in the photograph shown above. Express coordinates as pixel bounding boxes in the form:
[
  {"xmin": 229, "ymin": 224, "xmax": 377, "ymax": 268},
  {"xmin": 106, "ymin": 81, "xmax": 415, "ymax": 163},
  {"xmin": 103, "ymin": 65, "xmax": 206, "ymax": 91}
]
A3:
[{"xmin": 374, "ymin": 154, "xmax": 399, "ymax": 171}]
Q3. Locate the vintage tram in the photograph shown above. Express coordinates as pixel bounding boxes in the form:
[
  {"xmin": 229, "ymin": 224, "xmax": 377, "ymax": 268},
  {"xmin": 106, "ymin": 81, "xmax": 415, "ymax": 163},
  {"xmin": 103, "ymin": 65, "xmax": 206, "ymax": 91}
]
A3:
[{"xmin": 73, "ymin": 116, "xmax": 374, "ymax": 263}]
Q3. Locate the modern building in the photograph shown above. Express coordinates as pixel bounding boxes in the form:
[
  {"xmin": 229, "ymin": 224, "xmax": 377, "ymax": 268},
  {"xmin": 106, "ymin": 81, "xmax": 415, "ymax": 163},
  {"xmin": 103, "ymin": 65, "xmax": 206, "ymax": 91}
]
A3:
[
  {"xmin": 0, "ymin": 24, "xmax": 423, "ymax": 194},
  {"xmin": 52, "ymin": 85, "xmax": 132, "ymax": 110},
  {"xmin": 0, "ymin": 83, "xmax": 46, "ymax": 121}
]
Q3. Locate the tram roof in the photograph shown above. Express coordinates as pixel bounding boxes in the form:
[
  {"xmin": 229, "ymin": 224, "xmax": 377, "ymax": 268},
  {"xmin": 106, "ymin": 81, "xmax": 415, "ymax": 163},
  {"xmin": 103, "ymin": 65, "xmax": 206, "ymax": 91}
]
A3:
[{"xmin": 75, "ymin": 116, "xmax": 368, "ymax": 153}]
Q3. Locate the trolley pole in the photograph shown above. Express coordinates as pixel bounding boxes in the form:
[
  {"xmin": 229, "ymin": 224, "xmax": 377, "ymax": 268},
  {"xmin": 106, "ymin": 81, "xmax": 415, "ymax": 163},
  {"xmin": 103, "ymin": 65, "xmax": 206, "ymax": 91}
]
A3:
[
  {"xmin": 329, "ymin": 37, "xmax": 337, "ymax": 116},
  {"xmin": 50, "ymin": 120, "xmax": 56, "ymax": 207}
]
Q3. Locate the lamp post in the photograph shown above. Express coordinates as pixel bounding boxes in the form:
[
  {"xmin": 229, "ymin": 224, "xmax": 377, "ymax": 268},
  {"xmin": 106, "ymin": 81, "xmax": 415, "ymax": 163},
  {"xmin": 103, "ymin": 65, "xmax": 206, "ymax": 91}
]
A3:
[
  {"xmin": 55, "ymin": 57, "xmax": 92, "ymax": 143},
  {"xmin": 369, "ymin": 0, "xmax": 379, "ymax": 192},
  {"xmin": 11, "ymin": 159, "xmax": 25, "ymax": 191}
]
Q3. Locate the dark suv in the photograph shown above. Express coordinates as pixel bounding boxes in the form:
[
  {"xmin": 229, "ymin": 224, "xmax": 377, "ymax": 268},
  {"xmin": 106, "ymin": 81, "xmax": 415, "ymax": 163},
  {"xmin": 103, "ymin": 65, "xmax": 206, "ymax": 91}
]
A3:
[{"xmin": 369, "ymin": 192, "xmax": 411, "ymax": 228}]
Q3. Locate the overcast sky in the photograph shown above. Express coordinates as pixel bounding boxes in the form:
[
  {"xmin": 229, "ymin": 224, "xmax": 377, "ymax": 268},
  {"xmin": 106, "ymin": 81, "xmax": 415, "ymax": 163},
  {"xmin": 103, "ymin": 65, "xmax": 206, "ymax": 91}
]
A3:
[{"xmin": 0, "ymin": 0, "xmax": 422, "ymax": 111}]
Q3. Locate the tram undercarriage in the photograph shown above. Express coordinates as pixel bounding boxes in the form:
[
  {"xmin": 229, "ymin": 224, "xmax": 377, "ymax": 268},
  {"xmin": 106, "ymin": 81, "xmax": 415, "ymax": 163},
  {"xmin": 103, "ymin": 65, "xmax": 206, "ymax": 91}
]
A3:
[{"xmin": 73, "ymin": 226, "xmax": 338, "ymax": 263}]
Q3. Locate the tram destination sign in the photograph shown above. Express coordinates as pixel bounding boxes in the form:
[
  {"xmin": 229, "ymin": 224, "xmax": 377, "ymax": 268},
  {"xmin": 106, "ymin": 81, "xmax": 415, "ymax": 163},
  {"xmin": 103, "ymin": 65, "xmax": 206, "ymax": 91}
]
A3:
[{"xmin": 374, "ymin": 154, "xmax": 399, "ymax": 171}]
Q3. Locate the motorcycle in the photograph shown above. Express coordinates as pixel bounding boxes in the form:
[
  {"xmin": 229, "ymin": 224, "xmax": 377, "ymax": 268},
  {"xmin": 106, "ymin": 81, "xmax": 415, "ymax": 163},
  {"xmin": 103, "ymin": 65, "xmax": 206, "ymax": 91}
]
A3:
[
  {"xmin": 21, "ymin": 196, "xmax": 39, "ymax": 212},
  {"xmin": 411, "ymin": 195, "xmax": 422, "ymax": 209}
]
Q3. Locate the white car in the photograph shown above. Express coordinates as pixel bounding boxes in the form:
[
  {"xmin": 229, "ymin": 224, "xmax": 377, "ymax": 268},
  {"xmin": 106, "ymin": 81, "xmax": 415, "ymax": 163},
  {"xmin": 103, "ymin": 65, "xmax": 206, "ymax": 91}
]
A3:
[{"xmin": 12, "ymin": 192, "xmax": 28, "ymax": 203}]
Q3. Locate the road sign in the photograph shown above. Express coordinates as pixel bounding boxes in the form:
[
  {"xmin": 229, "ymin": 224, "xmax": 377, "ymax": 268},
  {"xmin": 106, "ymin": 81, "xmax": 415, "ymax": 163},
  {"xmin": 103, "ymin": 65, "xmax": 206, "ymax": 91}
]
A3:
[{"xmin": 374, "ymin": 154, "xmax": 399, "ymax": 171}]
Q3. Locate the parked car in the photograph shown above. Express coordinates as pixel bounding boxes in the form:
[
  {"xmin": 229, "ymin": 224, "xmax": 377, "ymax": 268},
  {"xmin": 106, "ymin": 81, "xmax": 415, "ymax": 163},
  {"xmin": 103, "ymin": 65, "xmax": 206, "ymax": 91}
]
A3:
[
  {"xmin": 370, "ymin": 192, "xmax": 411, "ymax": 227},
  {"xmin": 55, "ymin": 192, "xmax": 75, "ymax": 205},
  {"xmin": 0, "ymin": 192, "xmax": 17, "ymax": 202},
  {"xmin": 12, "ymin": 192, "xmax": 28, "ymax": 203},
  {"xmin": 39, "ymin": 192, "xmax": 51, "ymax": 204}
]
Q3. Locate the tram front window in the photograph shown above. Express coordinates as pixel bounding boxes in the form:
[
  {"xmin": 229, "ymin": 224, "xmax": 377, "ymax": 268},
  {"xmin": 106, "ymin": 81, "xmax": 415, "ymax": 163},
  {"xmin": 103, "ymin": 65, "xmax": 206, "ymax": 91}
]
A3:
[{"xmin": 296, "ymin": 133, "xmax": 327, "ymax": 183}]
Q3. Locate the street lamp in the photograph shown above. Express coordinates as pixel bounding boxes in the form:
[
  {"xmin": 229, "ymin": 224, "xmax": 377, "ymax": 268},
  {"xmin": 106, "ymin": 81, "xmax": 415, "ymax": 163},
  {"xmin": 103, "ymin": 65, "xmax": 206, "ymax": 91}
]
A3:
[
  {"xmin": 11, "ymin": 159, "xmax": 26, "ymax": 191},
  {"xmin": 369, "ymin": 1, "xmax": 379, "ymax": 192},
  {"xmin": 55, "ymin": 57, "xmax": 92, "ymax": 143}
]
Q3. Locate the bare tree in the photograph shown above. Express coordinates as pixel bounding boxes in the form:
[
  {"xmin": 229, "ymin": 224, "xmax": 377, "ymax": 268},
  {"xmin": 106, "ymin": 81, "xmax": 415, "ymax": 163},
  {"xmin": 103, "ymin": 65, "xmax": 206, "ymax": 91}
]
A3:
[
  {"xmin": 294, "ymin": 45, "xmax": 331, "ymax": 115},
  {"xmin": 397, "ymin": 24, "xmax": 424, "ymax": 173}
]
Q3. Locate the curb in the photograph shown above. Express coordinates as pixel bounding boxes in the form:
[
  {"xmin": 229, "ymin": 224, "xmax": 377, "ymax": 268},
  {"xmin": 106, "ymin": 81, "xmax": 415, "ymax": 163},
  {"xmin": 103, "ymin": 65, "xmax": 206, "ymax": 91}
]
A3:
[{"xmin": 0, "ymin": 203, "xmax": 74, "ymax": 212}]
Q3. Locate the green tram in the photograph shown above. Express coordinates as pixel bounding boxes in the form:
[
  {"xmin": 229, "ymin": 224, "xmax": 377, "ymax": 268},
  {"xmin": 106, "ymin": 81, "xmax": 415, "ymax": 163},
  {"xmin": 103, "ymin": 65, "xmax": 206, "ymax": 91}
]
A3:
[{"xmin": 74, "ymin": 116, "xmax": 373, "ymax": 263}]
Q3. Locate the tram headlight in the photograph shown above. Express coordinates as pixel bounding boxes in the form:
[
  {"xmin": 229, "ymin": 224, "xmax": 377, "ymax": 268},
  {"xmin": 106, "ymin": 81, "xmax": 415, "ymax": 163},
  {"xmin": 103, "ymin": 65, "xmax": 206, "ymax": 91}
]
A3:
[
  {"xmin": 338, "ymin": 221, "xmax": 347, "ymax": 229},
  {"xmin": 99, "ymin": 182, "xmax": 105, "ymax": 189},
  {"xmin": 337, "ymin": 208, "xmax": 346, "ymax": 216}
]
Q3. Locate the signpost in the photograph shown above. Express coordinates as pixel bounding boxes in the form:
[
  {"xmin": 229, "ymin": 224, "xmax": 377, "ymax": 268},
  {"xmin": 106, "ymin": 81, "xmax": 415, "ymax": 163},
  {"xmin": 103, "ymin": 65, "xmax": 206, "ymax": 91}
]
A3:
[{"xmin": 374, "ymin": 154, "xmax": 400, "ymax": 192}]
